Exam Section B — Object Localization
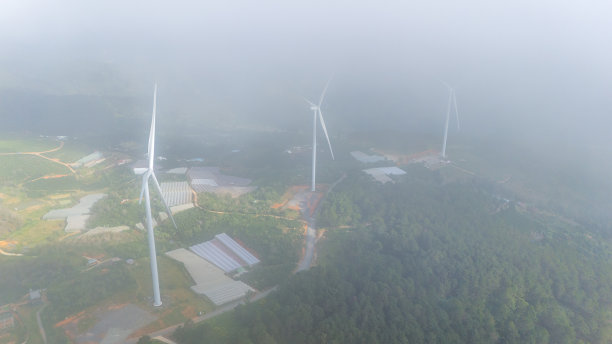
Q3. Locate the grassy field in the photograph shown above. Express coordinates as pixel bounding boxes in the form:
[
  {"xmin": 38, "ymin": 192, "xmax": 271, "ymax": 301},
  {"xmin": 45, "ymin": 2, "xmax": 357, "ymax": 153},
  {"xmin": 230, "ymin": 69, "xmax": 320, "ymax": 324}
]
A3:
[
  {"xmin": 0, "ymin": 136, "xmax": 112, "ymax": 249},
  {"xmin": 7, "ymin": 207, "xmax": 66, "ymax": 249},
  {"xmin": 0, "ymin": 137, "xmax": 58, "ymax": 153},
  {"xmin": 44, "ymin": 140, "xmax": 93, "ymax": 163},
  {"xmin": 0, "ymin": 155, "xmax": 72, "ymax": 184},
  {"xmin": 23, "ymin": 175, "xmax": 81, "ymax": 194}
]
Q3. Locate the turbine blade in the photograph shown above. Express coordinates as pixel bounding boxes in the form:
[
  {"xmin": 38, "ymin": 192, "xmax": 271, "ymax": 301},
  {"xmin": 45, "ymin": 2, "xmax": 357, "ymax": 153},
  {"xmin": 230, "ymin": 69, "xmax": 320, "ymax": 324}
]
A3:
[
  {"xmin": 139, "ymin": 172, "xmax": 148, "ymax": 204},
  {"xmin": 318, "ymin": 76, "xmax": 332, "ymax": 107},
  {"xmin": 441, "ymin": 89, "xmax": 453, "ymax": 158},
  {"xmin": 318, "ymin": 109, "xmax": 334, "ymax": 160},
  {"xmin": 452, "ymin": 90, "xmax": 460, "ymax": 131},
  {"xmin": 148, "ymin": 84, "xmax": 157, "ymax": 170},
  {"xmin": 303, "ymin": 97, "xmax": 316, "ymax": 107},
  {"xmin": 151, "ymin": 172, "xmax": 177, "ymax": 228},
  {"xmin": 441, "ymin": 80, "xmax": 452, "ymax": 90},
  {"xmin": 144, "ymin": 179, "xmax": 152, "ymax": 222}
]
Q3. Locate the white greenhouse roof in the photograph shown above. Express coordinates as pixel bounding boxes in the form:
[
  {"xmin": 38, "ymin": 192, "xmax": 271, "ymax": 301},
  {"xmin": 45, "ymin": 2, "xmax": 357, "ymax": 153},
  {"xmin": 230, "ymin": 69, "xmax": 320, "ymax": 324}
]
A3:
[
  {"xmin": 43, "ymin": 193, "xmax": 106, "ymax": 220},
  {"xmin": 363, "ymin": 167, "xmax": 407, "ymax": 184},
  {"xmin": 190, "ymin": 241, "xmax": 243, "ymax": 273},
  {"xmin": 350, "ymin": 151, "xmax": 386, "ymax": 163},
  {"xmin": 215, "ymin": 233, "xmax": 260, "ymax": 266},
  {"xmin": 165, "ymin": 248, "xmax": 254, "ymax": 306},
  {"xmin": 166, "ymin": 167, "xmax": 188, "ymax": 174},
  {"xmin": 191, "ymin": 178, "xmax": 218, "ymax": 186},
  {"xmin": 160, "ymin": 181, "xmax": 192, "ymax": 207},
  {"xmin": 189, "ymin": 233, "xmax": 259, "ymax": 272}
]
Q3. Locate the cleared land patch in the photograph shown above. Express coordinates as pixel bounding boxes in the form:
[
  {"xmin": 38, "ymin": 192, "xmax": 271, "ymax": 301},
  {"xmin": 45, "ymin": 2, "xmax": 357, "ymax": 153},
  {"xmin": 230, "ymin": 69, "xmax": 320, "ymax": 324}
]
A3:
[{"xmin": 61, "ymin": 304, "xmax": 155, "ymax": 344}]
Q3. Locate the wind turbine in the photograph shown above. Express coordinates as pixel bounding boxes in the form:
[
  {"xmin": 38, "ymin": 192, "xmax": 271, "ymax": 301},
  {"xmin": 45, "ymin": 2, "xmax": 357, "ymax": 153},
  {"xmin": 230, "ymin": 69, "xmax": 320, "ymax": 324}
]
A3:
[
  {"xmin": 140, "ymin": 84, "xmax": 177, "ymax": 307},
  {"xmin": 441, "ymin": 82, "xmax": 460, "ymax": 160},
  {"xmin": 304, "ymin": 80, "xmax": 335, "ymax": 192}
]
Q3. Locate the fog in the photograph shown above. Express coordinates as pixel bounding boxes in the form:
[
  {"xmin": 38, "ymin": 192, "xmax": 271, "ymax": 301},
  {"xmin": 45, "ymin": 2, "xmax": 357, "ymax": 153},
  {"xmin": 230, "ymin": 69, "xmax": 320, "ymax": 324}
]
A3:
[
  {"xmin": 3, "ymin": 4, "xmax": 612, "ymax": 341},
  {"xmin": 1, "ymin": 0, "xmax": 611, "ymax": 144}
]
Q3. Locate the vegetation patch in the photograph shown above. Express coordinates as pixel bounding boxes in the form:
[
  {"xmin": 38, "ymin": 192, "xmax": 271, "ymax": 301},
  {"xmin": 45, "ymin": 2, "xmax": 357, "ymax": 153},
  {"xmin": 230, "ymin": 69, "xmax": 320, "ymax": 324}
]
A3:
[{"xmin": 173, "ymin": 174, "xmax": 612, "ymax": 344}]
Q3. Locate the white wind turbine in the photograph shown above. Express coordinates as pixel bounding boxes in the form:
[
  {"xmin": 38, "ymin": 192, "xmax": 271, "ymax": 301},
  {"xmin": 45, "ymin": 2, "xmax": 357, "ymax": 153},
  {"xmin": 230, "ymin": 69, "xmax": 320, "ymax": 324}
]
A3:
[
  {"xmin": 441, "ymin": 82, "xmax": 460, "ymax": 160},
  {"xmin": 140, "ymin": 84, "xmax": 177, "ymax": 307},
  {"xmin": 304, "ymin": 80, "xmax": 335, "ymax": 192}
]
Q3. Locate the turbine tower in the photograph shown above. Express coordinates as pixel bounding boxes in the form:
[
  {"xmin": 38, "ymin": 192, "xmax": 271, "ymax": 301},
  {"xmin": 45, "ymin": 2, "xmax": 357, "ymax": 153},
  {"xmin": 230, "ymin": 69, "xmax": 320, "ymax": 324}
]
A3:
[
  {"xmin": 441, "ymin": 83, "xmax": 460, "ymax": 160},
  {"xmin": 304, "ymin": 80, "xmax": 335, "ymax": 192},
  {"xmin": 140, "ymin": 84, "xmax": 177, "ymax": 307}
]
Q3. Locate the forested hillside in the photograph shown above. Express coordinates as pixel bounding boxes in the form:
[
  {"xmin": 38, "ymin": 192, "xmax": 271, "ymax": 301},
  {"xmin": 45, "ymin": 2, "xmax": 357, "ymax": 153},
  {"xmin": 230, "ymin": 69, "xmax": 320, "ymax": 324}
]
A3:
[{"xmin": 174, "ymin": 167, "xmax": 612, "ymax": 344}]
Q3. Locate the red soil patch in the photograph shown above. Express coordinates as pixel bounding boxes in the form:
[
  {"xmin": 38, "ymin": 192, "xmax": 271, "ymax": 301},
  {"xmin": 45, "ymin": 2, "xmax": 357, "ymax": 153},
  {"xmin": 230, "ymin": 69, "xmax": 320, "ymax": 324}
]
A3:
[
  {"xmin": 55, "ymin": 311, "xmax": 86, "ymax": 328},
  {"xmin": 107, "ymin": 303, "xmax": 128, "ymax": 311},
  {"xmin": 0, "ymin": 240, "xmax": 17, "ymax": 248},
  {"xmin": 307, "ymin": 190, "xmax": 325, "ymax": 216},
  {"xmin": 407, "ymin": 149, "xmax": 438, "ymax": 161},
  {"xmin": 42, "ymin": 174, "xmax": 69, "ymax": 179},
  {"xmin": 271, "ymin": 185, "xmax": 309, "ymax": 210}
]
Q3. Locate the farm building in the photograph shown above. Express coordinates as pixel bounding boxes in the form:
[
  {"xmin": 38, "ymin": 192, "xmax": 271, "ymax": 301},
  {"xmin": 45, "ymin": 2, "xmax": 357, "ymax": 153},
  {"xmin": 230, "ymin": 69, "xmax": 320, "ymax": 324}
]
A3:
[
  {"xmin": 215, "ymin": 233, "xmax": 260, "ymax": 266},
  {"xmin": 187, "ymin": 166, "xmax": 219, "ymax": 180},
  {"xmin": 189, "ymin": 233, "xmax": 260, "ymax": 273},
  {"xmin": 187, "ymin": 167, "xmax": 255, "ymax": 197},
  {"xmin": 166, "ymin": 167, "xmax": 188, "ymax": 174},
  {"xmin": 191, "ymin": 178, "xmax": 218, "ymax": 187},
  {"xmin": 71, "ymin": 151, "xmax": 104, "ymax": 168},
  {"xmin": 190, "ymin": 241, "xmax": 243, "ymax": 272},
  {"xmin": 29, "ymin": 289, "xmax": 42, "ymax": 304},
  {"xmin": 165, "ymin": 248, "xmax": 254, "ymax": 306},
  {"xmin": 363, "ymin": 166, "xmax": 407, "ymax": 184},
  {"xmin": 160, "ymin": 181, "xmax": 192, "ymax": 207},
  {"xmin": 350, "ymin": 151, "xmax": 386, "ymax": 163}
]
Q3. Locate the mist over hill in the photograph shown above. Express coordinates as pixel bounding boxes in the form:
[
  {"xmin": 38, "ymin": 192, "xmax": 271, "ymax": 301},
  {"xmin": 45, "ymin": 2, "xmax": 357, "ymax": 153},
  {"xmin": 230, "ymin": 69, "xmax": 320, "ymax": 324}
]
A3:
[
  {"xmin": 2, "ymin": 3, "xmax": 612, "ymax": 343},
  {"xmin": 0, "ymin": 1, "xmax": 610, "ymax": 145}
]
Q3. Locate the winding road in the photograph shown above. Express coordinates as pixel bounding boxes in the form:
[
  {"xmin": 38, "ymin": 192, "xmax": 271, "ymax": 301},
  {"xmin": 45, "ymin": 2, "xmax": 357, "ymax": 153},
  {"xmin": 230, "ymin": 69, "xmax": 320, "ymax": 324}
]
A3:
[
  {"xmin": 36, "ymin": 303, "xmax": 48, "ymax": 344},
  {"xmin": 297, "ymin": 174, "xmax": 346, "ymax": 272},
  {"xmin": 0, "ymin": 140, "xmax": 76, "ymax": 174},
  {"xmin": 0, "ymin": 247, "xmax": 23, "ymax": 256}
]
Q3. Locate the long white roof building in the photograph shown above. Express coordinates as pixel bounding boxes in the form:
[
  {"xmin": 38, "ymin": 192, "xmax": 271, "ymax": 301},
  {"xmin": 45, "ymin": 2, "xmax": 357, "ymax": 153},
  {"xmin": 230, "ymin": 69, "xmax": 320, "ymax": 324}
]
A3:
[
  {"xmin": 189, "ymin": 233, "xmax": 260, "ymax": 273},
  {"xmin": 165, "ymin": 248, "xmax": 254, "ymax": 306},
  {"xmin": 215, "ymin": 233, "xmax": 260, "ymax": 266},
  {"xmin": 190, "ymin": 241, "xmax": 243, "ymax": 273}
]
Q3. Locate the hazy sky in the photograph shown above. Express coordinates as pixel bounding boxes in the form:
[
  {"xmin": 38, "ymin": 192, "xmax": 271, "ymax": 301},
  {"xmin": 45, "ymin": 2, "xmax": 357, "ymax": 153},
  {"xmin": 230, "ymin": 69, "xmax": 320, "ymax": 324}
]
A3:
[{"xmin": 1, "ymin": 1, "xmax": 611, "ymax": 141}]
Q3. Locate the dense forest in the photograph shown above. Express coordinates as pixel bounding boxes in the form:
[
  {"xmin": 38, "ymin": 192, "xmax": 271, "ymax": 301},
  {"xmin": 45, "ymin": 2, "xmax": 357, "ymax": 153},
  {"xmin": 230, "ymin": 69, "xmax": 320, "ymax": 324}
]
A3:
[{"xmin": 174, "ymin": 167, "xmax": 612, "ymax": 343}]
